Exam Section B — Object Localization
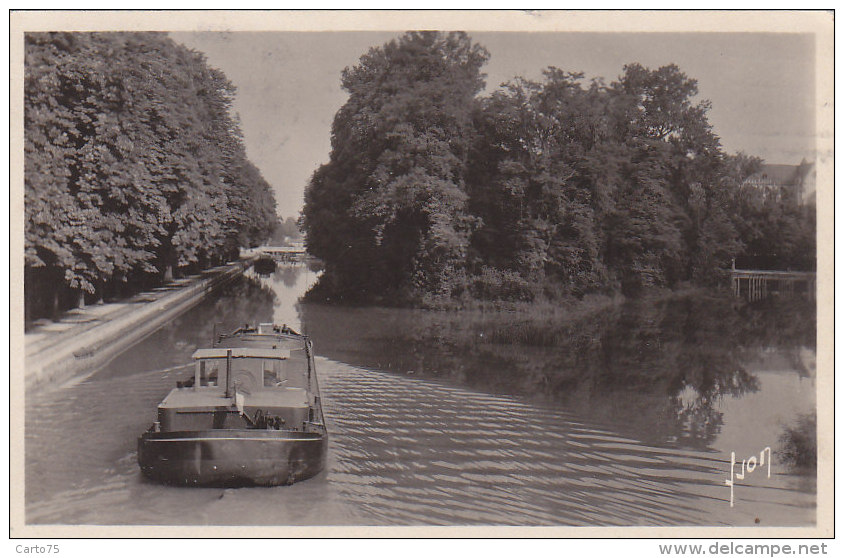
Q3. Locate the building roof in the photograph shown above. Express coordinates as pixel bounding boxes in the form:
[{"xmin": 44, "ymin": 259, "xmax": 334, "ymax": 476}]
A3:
[
  {"xmin": 752, "ymin": 164, "xmax": 802, "ymax": 185},
  {"xmin": 742, "ymin": 160, "xmax": 815, "ymax": 190}
]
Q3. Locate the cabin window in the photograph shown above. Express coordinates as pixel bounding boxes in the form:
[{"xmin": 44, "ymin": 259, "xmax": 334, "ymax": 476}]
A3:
[
  {"xmin": 199, "ymin": 359, "xmax": 220, "ymax": 387},
  {"xmin": 263, "ymin": 359, "xmax": 285, "ymax": 387}
]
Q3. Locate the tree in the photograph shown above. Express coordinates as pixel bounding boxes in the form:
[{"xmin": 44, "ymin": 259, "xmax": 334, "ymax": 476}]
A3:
[
  {"xmin": 303, "ymin": 32, "xmax": 489, "ymax": 303},
  {"xmin": 468, "ymin": 71, "xmax": 605, "ymax": 297},
  {"xmin": 24, "ymin": 32, "xmax": 277, "ymax": 321},
  {"xmin": 26, "ymin": 33, "xmax": 164, "ymax": 306},
  {"xmin": 468, "ymin": 64, "xmax": 712, "ymax": 296},
  {"xmin": 304, "ymin": 36, "xmax": 811, "ymax": 305}
]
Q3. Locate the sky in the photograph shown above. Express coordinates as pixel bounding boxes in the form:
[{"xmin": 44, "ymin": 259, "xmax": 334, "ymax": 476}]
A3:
[{"xmin": 170, "ymin": 31, "xmax": 817, "ymax": 220}]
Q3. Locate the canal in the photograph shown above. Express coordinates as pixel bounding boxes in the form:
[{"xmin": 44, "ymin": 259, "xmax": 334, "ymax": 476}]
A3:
[{"xmin": 25, "ymin": 265, "xmax": 817, "ymax": 526}]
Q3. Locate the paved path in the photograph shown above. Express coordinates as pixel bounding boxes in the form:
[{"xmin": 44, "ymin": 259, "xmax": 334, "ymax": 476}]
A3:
[{"xmin": 24, "ymin": 261, "xmax": 248, "ymax": 390}]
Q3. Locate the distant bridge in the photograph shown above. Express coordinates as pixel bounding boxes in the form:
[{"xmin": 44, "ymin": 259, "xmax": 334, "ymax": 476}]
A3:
[
  {"xmin": 730, "ymin": 261, "xmax": 816, "ymax": 302},
  {"xmin": 258, "ymin": 246, "xmax": 307, "ymax": 262}
]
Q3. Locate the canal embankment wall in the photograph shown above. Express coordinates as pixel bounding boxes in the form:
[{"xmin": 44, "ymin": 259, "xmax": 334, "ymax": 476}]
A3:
[{"xmin": 24, "ymin": 259, "xmax": 252, "ymax": 391}]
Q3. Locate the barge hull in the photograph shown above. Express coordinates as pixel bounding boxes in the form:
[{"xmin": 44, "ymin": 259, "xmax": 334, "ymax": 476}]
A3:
[{"xmin": 138, "ymin": 430, "xmax": 327, "ymax": 486}]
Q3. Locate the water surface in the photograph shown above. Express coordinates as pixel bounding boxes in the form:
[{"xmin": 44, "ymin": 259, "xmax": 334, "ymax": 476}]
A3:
[{"xmin": 25, "ymin": 266, "xmax": 816, "ymax": 526}]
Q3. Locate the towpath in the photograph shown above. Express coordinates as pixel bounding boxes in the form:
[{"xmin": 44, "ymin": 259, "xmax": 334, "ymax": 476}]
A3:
[{"xmin": 24, "ymin": 260, "xmax": 251, "ymax": 391}]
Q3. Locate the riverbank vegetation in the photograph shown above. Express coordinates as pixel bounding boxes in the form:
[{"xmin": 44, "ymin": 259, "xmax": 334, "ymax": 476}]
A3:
[
  {"xmin": 24, "ymin": 32, "xmax": 278, "ymax": 323},
  {"xmin": 777, "ymin": 413, "xmax": 817, "ymax": 471},
  {"xmin": 302, "ymin": 31, "xmax": 815, "ymax": 307}
]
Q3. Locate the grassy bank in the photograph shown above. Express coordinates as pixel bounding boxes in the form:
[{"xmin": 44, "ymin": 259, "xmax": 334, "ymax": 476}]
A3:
[{"xmin": 401, "ymin": 285, "xmax": 718, "ymax": 347}]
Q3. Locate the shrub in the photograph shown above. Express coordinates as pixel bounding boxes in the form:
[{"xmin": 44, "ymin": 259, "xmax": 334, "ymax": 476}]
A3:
[
  {"xmin": 777, "ymin": 413, "xmax": 817, "ymax": 470},
  {"xmin": 470, "ymin": 267, "xmax": 535, "ymax": 302}
]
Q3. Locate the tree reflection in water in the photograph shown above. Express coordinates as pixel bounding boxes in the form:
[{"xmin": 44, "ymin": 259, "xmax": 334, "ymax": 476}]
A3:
[
  {"xmin": 110, "ymin": 275, "xmax": 278, "ymax": 379},
  {"xmin": 274, "ymin": 265, "xmax": 304, "ymax": 289},
  {"xmin": 181, "ymin": 274, "xmax": 277, "ymax": 342},
  {"xmin": 299, "ymin": 293, "xmax": 814, "ymax": 449}
]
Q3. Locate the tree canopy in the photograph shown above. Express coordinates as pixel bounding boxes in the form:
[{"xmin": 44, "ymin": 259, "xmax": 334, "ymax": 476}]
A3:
[
  {"xmin": 299, "ymin": 32, "xmax": 816, "ymax": 305},
  {"xmin": 303, "ymin": 32, "xmax": 489, "ymax": 303},
  {"xmin": 25, "ymin": 32, "xmax": 277, "ymax": 320}
]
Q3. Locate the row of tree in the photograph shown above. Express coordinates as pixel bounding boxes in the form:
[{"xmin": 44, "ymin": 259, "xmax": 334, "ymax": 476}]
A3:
[
  {"xmin": 303, "ymin": 31, "xmax": 815, "ymax": 305},
  {"xmin": 25, "ymin": 32, "xmax": 278, "ymax": 321}
]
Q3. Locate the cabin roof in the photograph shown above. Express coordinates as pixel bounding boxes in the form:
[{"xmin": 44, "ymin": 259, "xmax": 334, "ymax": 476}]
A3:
[
  {"xmin": 159, "ymin": 386, "xmax": 309, "ymax": 409},
  {"xmin": 192, "ymin": 348, "xmax": 291, "ymax": 360},
  {"xmin": 215, "ymin": 332, "xmax": 305, "ymax": 351}
]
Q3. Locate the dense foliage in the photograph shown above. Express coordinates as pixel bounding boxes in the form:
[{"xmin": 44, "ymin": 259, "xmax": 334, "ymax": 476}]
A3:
[
  {"xmin": 303, "ymin": 32, "xmax": 489, "ymax": 303},
  {"xmin": 303, "ymin": 31, "xmax": 816, "ymax": 305},
  {"xmin": 25, "ymin": 32, "xmax": 278, "ymax": 320}
]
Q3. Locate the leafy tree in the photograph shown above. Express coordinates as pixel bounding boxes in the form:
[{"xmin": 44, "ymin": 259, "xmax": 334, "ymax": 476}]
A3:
[
  {"xmin": 605, "ymin": 63, "xmax": 724, "ymax": 290},
  {"xmin": 26, "ymin": 33, "xmax": 163, "ymax": 306},
  {"xmin": 600, "ymin": 159, "xmax": 685, "ymax": 294},
  {"xmin": 733, "ymin": 186, "xmax": 816, "ymax": 271},
  {"xmin": 468, "ymin": 64, "xmax": 708, "ymax": 296},
  {"xmin": 304, "ymin": 34, "xmax": 814, "ymax": 305},
  {"xmin": 24, "ymin": 32, "xmax": 277, "ymax": 321},
  {"xmin": 303, "ymin": 31, "xmax": 489, "ymax": 303},
  {"xmin": 468, "ymin": 71, "xmax": 605, "ymax": 297}
]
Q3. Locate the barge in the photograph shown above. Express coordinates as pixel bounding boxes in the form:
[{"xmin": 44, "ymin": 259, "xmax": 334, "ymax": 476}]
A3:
[{"xmin": 137, "ymin": 323, "xmax": 327, "ymax": 486}]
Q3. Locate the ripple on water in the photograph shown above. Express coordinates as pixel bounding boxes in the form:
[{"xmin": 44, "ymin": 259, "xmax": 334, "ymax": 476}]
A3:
[
  {"xmin": 25, "ymin": 340, "xmax": 815, "ymax": 526},
  {"xmin": 314, "ymin": 360, "xmax": 812, "ymax": 526}
]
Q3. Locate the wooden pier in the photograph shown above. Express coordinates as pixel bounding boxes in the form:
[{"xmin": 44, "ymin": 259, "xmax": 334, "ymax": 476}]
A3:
[{"xmin": 730, "ymin": 262, "xmax": 816, "ymax": 302}]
